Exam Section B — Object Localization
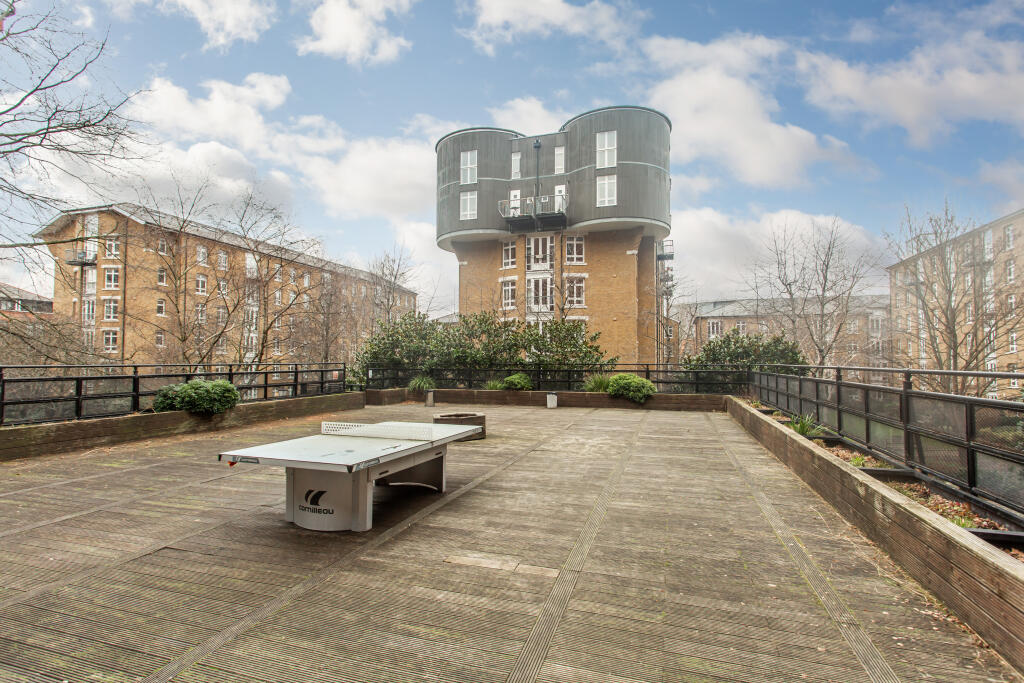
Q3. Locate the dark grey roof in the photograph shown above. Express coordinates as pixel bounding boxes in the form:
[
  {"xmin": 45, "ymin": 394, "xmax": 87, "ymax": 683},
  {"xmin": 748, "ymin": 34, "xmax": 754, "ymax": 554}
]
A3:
[
  {"xmin": 0, "ymin": 282, "xmax": 50, "ymax": 303},
  {"xmin": 695, "ymin": 295, "xmax": 889, "ymax": 318}
]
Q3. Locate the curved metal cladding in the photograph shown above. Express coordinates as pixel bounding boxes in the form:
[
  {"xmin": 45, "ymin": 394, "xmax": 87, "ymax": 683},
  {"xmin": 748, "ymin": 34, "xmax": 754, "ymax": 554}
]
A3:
[
  {"xmin": 560, "ymin": 106, "xmax": 671, "ymax": 235},
  {"xmin": 436, "ymin": 128, "xmax": 522, "ymax": 251}
]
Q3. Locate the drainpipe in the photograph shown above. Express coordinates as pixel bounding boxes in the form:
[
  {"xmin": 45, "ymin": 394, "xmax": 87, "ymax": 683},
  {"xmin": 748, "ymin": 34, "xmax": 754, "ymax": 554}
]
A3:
[{"xmin": 533, "ymin": 139, "xmax": 541, "ymax": 219}]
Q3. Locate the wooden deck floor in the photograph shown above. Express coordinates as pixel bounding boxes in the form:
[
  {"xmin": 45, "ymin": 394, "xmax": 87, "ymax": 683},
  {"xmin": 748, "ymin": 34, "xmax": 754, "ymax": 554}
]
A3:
[{"xmin": 0, "ymin": 404, "xmax": 1019, "ymax": 682}]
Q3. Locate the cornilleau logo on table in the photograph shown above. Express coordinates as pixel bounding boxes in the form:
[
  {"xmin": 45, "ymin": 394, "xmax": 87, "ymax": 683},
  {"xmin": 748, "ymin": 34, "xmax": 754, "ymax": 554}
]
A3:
[{"xmin": 299, "ymin": 489, "xmax": 334, "ymax": 514}]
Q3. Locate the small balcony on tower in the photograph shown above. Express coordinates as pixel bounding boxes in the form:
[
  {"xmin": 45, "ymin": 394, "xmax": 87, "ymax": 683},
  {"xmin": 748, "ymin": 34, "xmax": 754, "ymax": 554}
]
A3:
[
  {"xmin": 498, "ymin": 193, "xmax": 568, "ymax": 232},
  {"xmin": 64, "ymin": 244, "xmax": 97, "ymax": 267}
]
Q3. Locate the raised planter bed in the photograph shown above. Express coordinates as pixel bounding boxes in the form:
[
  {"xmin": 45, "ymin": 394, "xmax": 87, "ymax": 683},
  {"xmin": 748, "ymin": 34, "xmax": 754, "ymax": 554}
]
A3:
[
  {"xmin": 433, "ymin": 412, "xmax": 486, "ymax": 440},
  {"xmin": 366, "ymin": 388, "xmax": 727, "ymax": 411}
]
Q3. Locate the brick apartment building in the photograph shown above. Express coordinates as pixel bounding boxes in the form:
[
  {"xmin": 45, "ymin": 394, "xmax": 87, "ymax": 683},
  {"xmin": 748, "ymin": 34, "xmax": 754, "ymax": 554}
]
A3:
[
  {"xmin": 687, "ymin": 295, "xmax": 891, "ymax": 368},
  {"xmin": 435, "ymin": 106, "xmax": 676, "ymax": 363},
  {"xmin": 889, "ymin": 207, "xmax": 1024, "ymax": 397},
  {"xmin": 34, "ymin": 204, "xmax": 416, "ymax": 366},
  {"xmin": 0, "ymin": 283, "xmax": 52, "ymax": 314}
]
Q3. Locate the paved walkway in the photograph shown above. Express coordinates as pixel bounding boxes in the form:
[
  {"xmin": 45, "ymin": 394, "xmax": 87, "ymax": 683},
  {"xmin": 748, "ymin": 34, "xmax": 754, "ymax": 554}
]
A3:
[{"xmin": 0, "ymin": 404, "xmax": 1018, "ymax": 682}]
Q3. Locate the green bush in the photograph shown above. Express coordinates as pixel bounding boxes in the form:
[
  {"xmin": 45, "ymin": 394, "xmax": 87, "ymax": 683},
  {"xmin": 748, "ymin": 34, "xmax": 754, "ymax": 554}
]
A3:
[
  {"xmin": 583, "ymin": 373, "xmax": 611, "ymax": 393},
  {"xmin": 172, "ymin": 379, "xmax": 240, "ymax": 416},
  {"xmin": 485, "ymin": 379, "xmax": 506, "ymax": 390},
  {"xmin": 408, "ymin": 375, "xmax": 436, "ymax": 391},
  {"xmin": 153, "ymin": 383, "xmax": 183, "ymax": 412},
  {"xmin": 787, "ymin": 414, "xmax": 825, "ymax": 438},
  {"xmin": 607, "ymin": 374, "xmax": 656, "ymax": 404},
  {"xmin": 502, "ymin": 372, "xmax": 532, "ymax": 391}
]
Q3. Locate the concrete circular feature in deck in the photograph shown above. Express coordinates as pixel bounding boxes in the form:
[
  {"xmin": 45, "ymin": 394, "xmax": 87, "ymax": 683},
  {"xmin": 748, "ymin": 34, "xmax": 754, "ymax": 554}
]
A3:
[{"xmin": 433, "ymin": 412, "xmax": 485, "ymax": 441}]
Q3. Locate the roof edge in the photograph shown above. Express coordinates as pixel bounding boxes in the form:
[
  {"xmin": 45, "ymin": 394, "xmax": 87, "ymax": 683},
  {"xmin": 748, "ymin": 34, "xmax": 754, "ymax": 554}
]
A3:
[{"xmin": 434, "ymin": 126, "xmax": 524, "ymax": 152}]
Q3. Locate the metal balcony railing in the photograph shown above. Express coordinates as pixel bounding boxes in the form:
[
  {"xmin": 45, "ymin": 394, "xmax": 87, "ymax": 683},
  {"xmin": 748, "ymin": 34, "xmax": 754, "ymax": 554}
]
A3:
[
  {"xmin": 498, "ymin": 193, "xmax": 568, "ymax": 219},
  {"xmin": 64, "ymin": 248, "xmax": 97, "ymax": 266}
]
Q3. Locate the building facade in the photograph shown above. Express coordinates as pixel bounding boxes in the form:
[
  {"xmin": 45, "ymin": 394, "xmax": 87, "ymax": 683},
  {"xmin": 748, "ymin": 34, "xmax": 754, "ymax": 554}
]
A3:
[
  {"xmin": 688, "ymin": 295, "xmax": 891, "ymax": 368},
  {"xmin": 435, "ymin": 106, "xmax": 674, "ymax": 363},
  {"xmin": 0, "ymin": 283, "xmax": 52, "ymax": 314},
  {"xmin": 34, "ymin": 204, "xmax": 416, "ymax": 367}
]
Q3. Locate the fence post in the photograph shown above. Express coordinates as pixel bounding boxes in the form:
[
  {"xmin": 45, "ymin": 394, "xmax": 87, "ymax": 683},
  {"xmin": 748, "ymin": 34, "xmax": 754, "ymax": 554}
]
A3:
[
  {"xmin": 0, "ymin": 367, "xmax": 5, "ymax": 426},
  {"xmin": 834, "ymin": 368, "xmax": 843, "ymax": 435},
  {"xmin": 131, "ymin": 366, "xmax": 140, "ymax": 413},
  {"xmin": 293, "ymin": 366, "xmax": 299, "ymax": 397},
  {"xmin": 319, "ymin": 367, "xmax": 326, "ymax": 394},
  {"xmin": 966, "ymin": 402, "xmax": 977, "ymax": 491},
  {"xmin": 341, "ymin": 364, "xmax": 347, "ymax": 392},
  {"xmin": 902, "ymin": 371, "xmax": 912, "ymax": 466},
  {"xmin": 264, "ymin": 367, "xmax": 270, "ymax": 400},
  {"xmin": 227, "ymin": 364, "xmax": 234, "ymax": 385},
  {"xmin": 75, "ymin": 375, "xmax": 84, "ymax": 419},
  {"xmin": 644, "ymin": 364, "xmax": 651, "ymax": 380}
]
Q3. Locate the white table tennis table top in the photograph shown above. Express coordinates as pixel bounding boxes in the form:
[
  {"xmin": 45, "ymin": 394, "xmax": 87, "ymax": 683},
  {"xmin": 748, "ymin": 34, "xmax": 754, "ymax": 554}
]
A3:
[{"xmin": 218, "ymin": 421, "xmax": 480, "ymax": 473}]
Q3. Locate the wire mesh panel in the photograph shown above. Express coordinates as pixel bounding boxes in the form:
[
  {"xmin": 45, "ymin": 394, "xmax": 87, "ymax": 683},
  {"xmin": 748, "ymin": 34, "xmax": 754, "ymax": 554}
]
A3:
[
  {"xmin": 843, "ymin": 413, "xmax": 867, "ymax": 442},
  {"xmin": 908, "ymin": 396, "xmax": 967, "ymax": 440},
  {"xmin": 839, "ymin": 385, "xmax": 865, "ymax": 412},
  {"xmin": 81, "ymin": 396, "xmax": 132, "ymax": 418},
  {"xmin": 4, "ymin": 378, "xmax": 75, "ymax": 401},
  {"xmin": 868, "ymin": 420, "xmax": 905, "ymax": 458},
  {"xmin": 3, "ymin": 401, "xmax": 76, "ymax": 424},
  {"xmin": 973, "ymin": 404, "xmax": 1024, "ymax": 454},
  {"xmin": 909, "ymin": 434, "xmax": 969, "ymax": 484},
  {"xmin": 800, "ymin": 378, "xmax": 816, "ymax": 398},
  {"xmin": 975, "ymin": 452, "xmax": 1024, "ymax": 511},
  {"xmin": 820, "ymin": 405, "xmax": 839, "ymax": 430},
  {"xmin": 818, "ymin": 381, "xmax": 837, "ymax": 404},
  {"xmin": 83, "ymin": 376, "xmax": 132, "ymax": 395},
  {"xmin": 867, "ymin": 389, "xmax": 900, "ymax": 419}
]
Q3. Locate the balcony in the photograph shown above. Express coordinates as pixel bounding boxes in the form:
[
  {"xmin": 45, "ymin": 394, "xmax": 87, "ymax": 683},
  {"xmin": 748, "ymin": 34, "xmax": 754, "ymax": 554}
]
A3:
[
  {"xmin": 64, "ymin": 248, "xmax": 97, "ymax": 266},
  {"xmin": 497, "ymin": 193, "xmax": 568, "ymax": 231},
  {"xmin": 657, "ymin": 239, "xmax": 675, "ymax": 260}
]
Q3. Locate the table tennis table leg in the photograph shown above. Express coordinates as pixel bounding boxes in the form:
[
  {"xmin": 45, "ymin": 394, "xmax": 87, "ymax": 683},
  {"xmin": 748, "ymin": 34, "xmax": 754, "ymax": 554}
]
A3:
[
  {"xmin": 285, "ymin": 467, "xmax": 294, "ymax": 522},
  {"xmin": 350, "ymin": 468, "xmax": 373, "ymax": 532}
]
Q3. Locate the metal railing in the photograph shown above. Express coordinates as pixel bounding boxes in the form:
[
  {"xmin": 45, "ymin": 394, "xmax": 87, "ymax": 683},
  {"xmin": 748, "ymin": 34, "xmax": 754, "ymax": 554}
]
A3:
[
  {"xmin": 0, "ymin": 362, "xmax": 347, "ymax": 426},
  {"xmin": 497, "ymin": 193, "xmax": 568, "ymax": 219},
  {"xmin": 752, "ymin": 365, "xmax": 1024, "ymax": 516}
]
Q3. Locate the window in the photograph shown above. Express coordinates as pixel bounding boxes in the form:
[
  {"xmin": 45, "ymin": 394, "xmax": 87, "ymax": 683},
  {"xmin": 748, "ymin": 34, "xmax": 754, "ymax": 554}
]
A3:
[
  {"xmin": 104, "ymin": 268, "xmax": 119, "ymax": 289},
  {"xmin": 565, "ymin": 236, "xmax": 585, "ymax": 264},
  {"xmin": 196, "ymin": 245, "xmax": 208, "ymax": 265},
  {"xmin": 526, "ymin": 235, "xmax": 553, "ymax": 271},
  {"xmin": 273, "ymin": 316, "xmax": 282, "ymax": 330},
  {"xmin": 1011, "ymin": 332, "xmax": 1018, "ymax": 353},
  {"xmin": 708, "ymin": 320, "xmax": 722, "ymax": 338},
  {"xmin": 217, "ymin": 307, "xmax": 228, "ymax": 324},
  {"xmin": 461, "ymin": 149, "xmax": 478, "ymax": 184},
  {"xmin": 217, "ymin": 251, "xmax": 228, "ymax": 270},
  {"xmin": 459, "ymin": 191, "xmax": 477, "ymax": 220},
  {"xmin": 82, "ymin": 298, "xmax": 95, "ymax": 323},
  {"xmin": 527, "ymin": 275, "xmax": 553, "ymax": 312},
  {"xmin": 157, "ymin": 268, "xmax": 167, "ymax": 286},
  {"xmin": 83, "ymin": 329, "xmax": 94, "ymax": 349},
  {"xmin": 289, "ymin": 290, "xmax": 297, "ymax": 304},
  {"xmin": 870, "ymin": 316, "xmax": 882, "ymax": 334},
  {"xmin": 1011, "ymin": 364, "xmax": 1019, "ymax": 388},
  {"xmin": 510, "ymin": 152, "xmax": 520, "ymax": 180},
  {"xmin": 501, "ymin": 280, "xmax": 516, "ymax": 309},
  {"xmin": 105, "ymin": 238, "xmax": 119, "ymax": 258},
  {"xmin": 596, "ymin": 175, "xmax": 616, "ymax": 207},
  {"xmin": 1006, "ymin": 225, "xmax": 1015, "ymax": 251},
  {"xmin": 274, "ymin": 264, "xmax": 283, "ymax": 282},
  {"xmin": 985, "ymin": 269, "xmax": 994, "ymax": 291},
  {"xmin": 156, "ymin": 299, "xmax": 165, "ymax": 316},
  {"xmin": 196, "ymin": 274, "xmax": 207, "ymax": 295},
  {"xmin": 195, "ymin": 303, "xmax": 206, "ymax": 323},
  {"xmin": 218, "ymin": 279, "xmax": 228, "ymax": 295},
  {"xmin": 102, "ymin": 330, "xmax": 118, "ymax": 353},
  {"xmin": 275, "ymin": 290, "xmax": 282, "ymax": 305},
  {"xmin": 554, "ymin": 146, "xmax": 565, "ymax": 174},
  {"xmin": 155, "ymin": 331, "xmax": 165, "ymax": 348},
  {"xmin": 273, "ymin": 339, "xmax": 281, "ymax": 356},
  {"xmin": 303, "ymin": 294, "xmax": 310, "ymax": 310},
  {"xmin": 289, "ymin": 268, "xmax": 296, "ymax": 284},
  {"xmin": 985, "ymin": 230, "xmax": 994, "ymax": 260},
  {"xmin": 158, "ymin": 238, "xmax": 168, "ymax": 255},
  {"xmin": 303, "ymin": 272, "xmax": 310, "ymax": 287},
  {"xmin": 596, "ymin": 130, "xmax": 616, "ymax": 168},
  {"xmin": 736, "ymin": 320, "xmax": 746, "ymax": 334},
  {"xmin": 502, "ymin": 240, "xmax": 516, "ymax": 268},
  {"xmin": 216, "ymin": 336, "xmax": 228, "ymax": 354},
  {"xmin": 1009, "ymin": 294, "xmax": 1016, "ymax": 312},
  {"xmin": 565, "ymin": 276, "xmax": 585, "ymax": 307},
  {"xmin": 847, "ymin": 320, "xmax": 859, "ymax": 334},
  {"xmin": 85, "ymin": 267, "xmax": 96, "ymax": 294},
  {"xmin": 966, "ymin": 301, "xmax": 974, "ymax": 323},
  {"xmin": 245, "ymin": 253, "xmax": 258, "ymax": 278},
  {"xmin": 1008, "ymin": 259, "xmax": 1016, "ymax": 284}
]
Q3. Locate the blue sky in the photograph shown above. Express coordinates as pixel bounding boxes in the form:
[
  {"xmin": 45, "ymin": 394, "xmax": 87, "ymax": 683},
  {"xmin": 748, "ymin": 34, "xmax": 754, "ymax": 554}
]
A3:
[{"xmin": 32, "ymin": 0, "xmax": 1024, "ymax": 309}]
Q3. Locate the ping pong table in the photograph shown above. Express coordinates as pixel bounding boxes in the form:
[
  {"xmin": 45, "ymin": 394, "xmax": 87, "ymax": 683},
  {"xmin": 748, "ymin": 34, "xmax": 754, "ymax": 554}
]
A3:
[{"xmin": 218, "ymin": 421, "xmax": 481, "ymax": 532}]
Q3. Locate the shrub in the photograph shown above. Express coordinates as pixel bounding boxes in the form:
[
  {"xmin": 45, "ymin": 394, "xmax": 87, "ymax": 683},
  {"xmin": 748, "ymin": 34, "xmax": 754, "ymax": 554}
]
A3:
[
  {"xmin": 788, "ymin": 414, "xmax": 825, "ymax": 438},
  {"xmin": 485, "ymin": 379, "xmax": 506, "ymax": 390},
  {"xmin": 173, "ymin": 379, "xmax": 240, "ymax": 416},
  {"xmin": 408, "ymin": 375, "xmax": 436, "ymax": 391},
  {"xmin": 583, "ymin": 373, "xmax": 611, "ymax": 393},
  {"xmin": 607, "ymin": 374, "xmax": 656, "ymax": 404},
  {"xmin": 502, "ymin": 372, "xmax": 532, "ymax": 391},
  {"xmin": 153, "ymin": 383, "xmax": 183, "ymax": 412}
]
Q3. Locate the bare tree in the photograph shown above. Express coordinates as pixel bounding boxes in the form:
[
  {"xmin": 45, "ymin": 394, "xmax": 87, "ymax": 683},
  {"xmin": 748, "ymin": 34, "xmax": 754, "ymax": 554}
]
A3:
[
  {"xmin": 368, "ymin": 245, "xmax": 415, "ymax": 329},
  {"xmin": 749, "ymin": 217, "xmax": 875, "ymax": 367},
  {"xmin": 887, "ymin": 203, "xmax": 1024, "ymax": 395}
]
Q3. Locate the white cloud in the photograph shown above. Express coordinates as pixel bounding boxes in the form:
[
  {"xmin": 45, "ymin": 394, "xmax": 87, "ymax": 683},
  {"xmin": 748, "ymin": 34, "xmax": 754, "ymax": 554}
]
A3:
[
  {"xmin": 102, "ymin": 0, "xmax": 275, "ymax": 49},
  {"xmin": 671, "ymin": 173, "xmax": 716, "ymax": 203},
  {"xmin": 74, "ymin": 5, "xmax": 96, "ymax": 28},
  {"xmin": 401, "ymin": 113, "xmax": 469, "ymax": 142},
  {"xmin": 487, "ymin": 97, "xmax": 569, "ymax": 135},
  {"xmin": 460, "ymin": 0, "xmax": 646, "ymax": 56},
  {"xmin": 979, "ymin": 158, "xmax": 1024, "ymax": 215},
  {"xmin": 296, "ymin": 0, "xmax": 417, "ymax": 65},
  {"xmin": 392, "ymin": 219, "xmax": 460, "ymax": 315},
  {"xmin": 643, "ymin": 34, "xmax": 854, "ymax": 188}
]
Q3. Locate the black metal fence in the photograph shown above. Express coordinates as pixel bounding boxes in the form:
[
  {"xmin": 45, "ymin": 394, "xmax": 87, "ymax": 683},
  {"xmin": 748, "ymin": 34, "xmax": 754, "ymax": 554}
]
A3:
[
  {"xmin": 752, "ymin": 365, "xmax": 1024, "ymax": 516},
  {"xmin": 0, "ymin": 362, "xmax": 348, "ymax": 426},
  {"xmin": 366, "ymin": 364, "xmax": 752, "ymax": 394}
]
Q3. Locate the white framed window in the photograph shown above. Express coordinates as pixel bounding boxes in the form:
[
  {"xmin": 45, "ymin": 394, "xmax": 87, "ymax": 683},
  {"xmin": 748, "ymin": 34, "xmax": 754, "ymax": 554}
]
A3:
[
  {"xmin": 460, "ymin": 149, "xmax": 478, "ymax": 184},
  {"xmin": 157, "ymin": 268, "xmax": 167, "ymax": 286},
  {"xmin": 596, "ymin": 130, "xmax": 616, "ymax": 168},
  {"xmin": 158, "ymin": 238, "xmax": 168, "ymax": 255},
  {"xmin": 966, "ymin": 302, "xmax": 973, "ymax": 323},
  {"xmin": 273, "ymin": 316, "xmax": 282, "ymax": 330},
  {"xmin": 156, "ymin": 299, "xmax": 165, "ymax": 316},
  {"xmin": 289, "ymin": 290, "xmax": 297, "ymax": 304},
  {"xmin": 83, "ymin": 329, "xmax": 94, "ymax": 349},
  {"xmin": 217, "ymin": 251, "xmax": 228, "ymax": 270},
  {"xmin": 155, "ymin": 330, "xmax": 165, "ymax": 348},
  {"xmin": 736, "ymin": 320, "xmax": 746, "ymax": 334},
  {"xmin": 105, "ymin": 238, "xmax": 119, "ymax": 258},
  {"xmin": 708, "ymin": 320, "xmax": 722, "ymax": 338},
  {"xmin": 273, "ymin": 339, "xmax": 281, "ymax": 356},
  {"xmin": 195, "ymin": 302, "xmax": 207, "ymax": 323},
  {"xmin": 870, "ymin": 316, "xmax": 882, "ymax": 334},
  {"xmin": 218, "ymin": 279, "xmax": 228, "ymax": 295},
  {"xmin": 274, "ymin": 264, "xmax": 283, "ymax": 282},
  {"xmin": 303, "ymin": 272, "xmax": 310, "ymax": 287},
  {"xmin": 102, "ymin": 329, "xmax": 118, "ymax": 353},
  {"xmin": 596, "ymin": 175, "xmax": 616, "ymax": 207},
  {"xmin": 501, "ymin": 279, "xmax": 516, "ymax": 309},
  {"xmin": 216, "ymin": 336, "xmax": 228, "ymax": 354},
  {"xmin": 565, "ymin": 276, "xmax": 585, "ymax": 307},
  {"xmin": 289, "ymin": 268, "xmax": 296, "ymax": 284},
  {"xmin": 196, "ymin": 245, "xmax": 208, "ymax": 265},
  {"xmin": 527, "ymin": 275, "xmax": 553, "ymax": 312},
  {"xmin": 1011, "ymin": 332, "xmax": 1018, "ymax": 353},
  {"xmin": 526, "ymin": 235, "xmax": 553, "ymax": 271},
  {"xmin": 460, "ymin": 191, "xmax": 477, "ymax": 220},
  {"xmin": 217, "ymin": 307, "xmax": 228, "ymax": 324},
  {"xmin": 303, "ymin": 294, "xmax": 310, "ymax": 310},
  {"xmin": 275, "ymin": 290, "xmax": 282, "ymax": 305},
  {"xmin": 85, "ymin": 267, "xmax": 96, "ymax": 294},
  {"xmin": 104, "ymin": 268, "xmax": 119, "ymax": 289},
  {"xmin": 554, "ymin": 146, "xmax": 565, "ymax": 174},
  {"xmin": 1011, "ymin": 364, "xmax": 1019, "ymax": 388},
  {"xmin": 985, "ymin": 269, "xmax": 994, "ymax": 291},
  {"xmin": 985, "ymin": 229, "xmax": 994, "ymax": 260},
  {"xmin": 565, "ymin": 236, "xmax": 585, "ymax": 264},
  {"xmin": 510, "ymin": 152, "xmax": 520, "ymax": 180},
  {"xmin": 1009, "ymin": 294, "xmax": 1016, "ymax": 312},
  {"xmin": 848, "ymin": 320, "xmax": 859, "ymax": 334},
  {"xmin": 1006, "ymin": 225, "xmax": 1015, "ymax": 250},
  {"xmin": 196, "ymin": 274, "xmax": 207, "ymax": 295},
  {"xmin": 1008, "ymin": 259, "xmax": 1016, "ymax": 284},
  {"xmin": 82, "ymin": 298, "xmax": 95, "ymax": 323},
  {"xmin": 502, "ymin": 240, "xmax": 517, "ymax": 269}
]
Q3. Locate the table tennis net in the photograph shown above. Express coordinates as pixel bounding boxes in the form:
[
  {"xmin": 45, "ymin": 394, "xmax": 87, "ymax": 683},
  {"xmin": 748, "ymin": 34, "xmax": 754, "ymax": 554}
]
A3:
[{"xmin": 321, "ymin": 421, "xmax": 437, "ymax": 441}]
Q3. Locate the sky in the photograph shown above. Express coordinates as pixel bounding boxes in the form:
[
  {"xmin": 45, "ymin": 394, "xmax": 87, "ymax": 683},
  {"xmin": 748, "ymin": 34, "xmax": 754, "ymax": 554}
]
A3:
[{"xmin": 14, "ymin": 0, "xmax": 1024, "ymax": 311}]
